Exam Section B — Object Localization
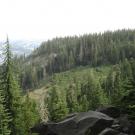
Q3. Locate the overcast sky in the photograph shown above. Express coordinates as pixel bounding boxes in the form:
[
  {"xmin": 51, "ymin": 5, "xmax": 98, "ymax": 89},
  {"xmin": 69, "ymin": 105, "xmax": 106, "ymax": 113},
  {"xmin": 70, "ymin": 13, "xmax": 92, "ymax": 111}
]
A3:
[{"xmin": 0, "ymin": 0, "xmax": 135, "ymax": 41}]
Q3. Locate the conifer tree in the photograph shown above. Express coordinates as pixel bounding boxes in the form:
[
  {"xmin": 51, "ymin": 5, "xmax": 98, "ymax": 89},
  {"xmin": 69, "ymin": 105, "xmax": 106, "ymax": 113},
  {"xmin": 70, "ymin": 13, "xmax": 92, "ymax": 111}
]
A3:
[
  {"xmin": 66, "ymin": 84, "xmax": 79, "ymax": 113},
  {"xmin": 79, "ymin": 94, "xmax": 89, "ymax": 112},
  {"xmin": 48, "ymin": 85, "xmax": 68, "ymax": 121},
  {"xmin": 121, "ymin": 78, "xmax": 135, "ymax": 120},
  {"xmin": 78, "ymin": 72, "xmax": 102, "ymax": 110},
  {"xmin": 111, "ymin": 67, "xmax": 123, "ymax": 105},
  {"xmin": 85, "ymin": 72, "xmax": 101, "ymax": 109},
  {"xmin": 21, "ymin": 93, "xmax": 40, "ymax": 135},
  {"xmin": 120, "ymin": 59, "xmax": 132, "ymax": 79},
  {"xmin": 0, "ymin": 88, "xmax": 11, "ymax": 135},
  {"xmin": 0, "ymin": 37, "xmax": 41, "ymax": 135},
  {"xmin": 2, "ymin": 37, "xmax": 23, "ymax": 135},
  {"xmin": 105, "ymin": 65, "xmax": 123, "ymax": 105}
]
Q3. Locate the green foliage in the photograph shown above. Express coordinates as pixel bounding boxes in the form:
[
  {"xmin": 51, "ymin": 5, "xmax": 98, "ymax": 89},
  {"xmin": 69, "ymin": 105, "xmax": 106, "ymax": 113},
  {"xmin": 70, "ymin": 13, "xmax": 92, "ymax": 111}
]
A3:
[
  {"xmin": 79, "ymin": 72, "xmax": 107, "ymax": 110},
  {"xmin": 45, "ymin": 59, "xmax": 135, "ymax": 121},
  {"xmin": 66, "ymin": 84, "xmax": 79, "ymax": 113},
  {"xmin": 1, "ymin": 38, "xmax": 24, "ymax": 135},
  {"xmin": 102, "ymin": 60, "xmax": 135, "ymax": 121},
  {"xmin": 45, "ymin": 66, "xmax": 110, "ymax": 120},
  {"xmin": 47, "ymin": 85, "xmax": 68, "ymax": 121},
  {"xmin": 0, "ymin": 89, "xmax": 11, "ymax": 135},
  {"xmin": 120, "ymin": 59, "xmax": 133, "ymax": 79},
  {"xmin": 121, "ymin": 78, "xmax": 135, "ymax": 120},
  {"xmin": 105, "ymin": 65, "xmax": 123, "ymax": 104},
  {"xmin": 15, "ymin": 29, "xmax": 135, "ymax": 90},
  {"xmin": 79, "ymin": 94, "xmax": 89, "ymax": 112},
  {"xmin": 0, "ymin": 38, "xmax": 40, "ymax": 135},
  {"xmin": 21, "ymin": 94, "xmax": 40, "ymax": 135},
  {"xmin": 112, "ymin": 66, "xmax": 123, "ymax": 105},
  {"xmin": 9, "ymin": 29, "xmax": 135, "ymax": 126}
]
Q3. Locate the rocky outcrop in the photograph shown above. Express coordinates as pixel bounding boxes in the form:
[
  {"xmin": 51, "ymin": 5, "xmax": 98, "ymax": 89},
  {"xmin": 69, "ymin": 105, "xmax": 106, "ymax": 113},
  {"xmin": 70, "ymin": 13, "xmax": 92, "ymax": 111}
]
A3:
[
  {"xmin": 97, "ymin": 106, "xmax": 120, "ymax": 118},
  {"xmin": 98, "ymin": 128, "xmax": 119, "ymax": 135},
  {"xmin": 31, "ymin": 107, "xmax": 135, "ymax": 135}
]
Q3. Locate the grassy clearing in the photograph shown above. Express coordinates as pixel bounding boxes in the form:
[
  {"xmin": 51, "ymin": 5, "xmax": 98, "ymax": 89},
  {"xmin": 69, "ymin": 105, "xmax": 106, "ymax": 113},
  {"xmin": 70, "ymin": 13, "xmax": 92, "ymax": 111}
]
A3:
[{"xmin": 29, "ymin": 65, "xmax": 111, "ymax": 102}]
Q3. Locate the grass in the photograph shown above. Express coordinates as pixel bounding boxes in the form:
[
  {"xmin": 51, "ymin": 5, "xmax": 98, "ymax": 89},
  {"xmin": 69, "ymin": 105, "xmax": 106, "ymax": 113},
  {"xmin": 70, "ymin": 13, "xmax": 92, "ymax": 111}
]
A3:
[{"xmin": 29, "ymin": 65, "xmax": 112, "ymax": 102}]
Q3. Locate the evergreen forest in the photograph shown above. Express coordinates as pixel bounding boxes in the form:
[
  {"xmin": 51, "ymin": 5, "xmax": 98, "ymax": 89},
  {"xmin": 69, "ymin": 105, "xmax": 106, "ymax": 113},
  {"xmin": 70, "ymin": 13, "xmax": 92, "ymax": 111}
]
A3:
[{"xmin": 0, "ymin": 29, "xmax": 135, "ymax": 134}]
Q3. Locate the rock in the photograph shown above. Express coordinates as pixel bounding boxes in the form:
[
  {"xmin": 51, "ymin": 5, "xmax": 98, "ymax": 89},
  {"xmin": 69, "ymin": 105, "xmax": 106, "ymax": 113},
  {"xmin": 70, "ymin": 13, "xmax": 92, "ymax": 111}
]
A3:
[
  {"xmin": 111, "ymin": 124, "xmax": 121, "ymax": 131},
  {"xmin": 31, "ymin": 111, "xmax": 114, "ymax": 135},
  {"xmin": 119, "ymin": 114, "xmax": 131, "ymax": 134},
  {"xmin": 130, "ymin": 121, "xmax": 135, "ymax": 135},
  {"xmin": 31, "ymin": 108, "xmax": 135, "ymax": 135},
  {"xmin": 117, "ymin": 133, "xmax": 128, "ymax": 135},
  {"xmin": 97, "ymin": 106, "xmax": 120, "ymax": 118},
  {"xmin": 113, "ymin": 119, "xmax": 120, "ymax": 125},
  {"xmin": 30, "ymin": 122, "xmax": 57, "ymax": 135},
  {"xmin": 114, "ymin": 114, "xmax": 135, "ymax": 134},
  {"xmin": 98, "ymin": 128, "xmax": 119, "ymax": 135}
]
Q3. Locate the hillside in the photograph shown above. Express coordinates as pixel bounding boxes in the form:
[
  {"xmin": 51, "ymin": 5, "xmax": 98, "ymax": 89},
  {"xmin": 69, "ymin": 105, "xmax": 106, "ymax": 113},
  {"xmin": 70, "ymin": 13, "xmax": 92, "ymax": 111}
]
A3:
[
  {"xmin": 1, "ymin": 29, "xmax": 134, "ymax": 135},
  {"xmin": 16, "ymin": 29, "xmax": 135, "ymax": 90},
  {"xmin": 12, "ymin": 29, "xmax": 135, "ymax": 123},
  {"xmin": 28, "ymin": 65, "xmax": 112, "ymax": 122},
  {"xmin": 1, "ymin": 0, "xmax": 135, "ymax": 134},
  {"xmin": 28, "ymin": 58, "xmax": 135, "ymax": 122},
  {"xmin": 28, "ymin": 65, "xmax": 111, "ymax": 101}
]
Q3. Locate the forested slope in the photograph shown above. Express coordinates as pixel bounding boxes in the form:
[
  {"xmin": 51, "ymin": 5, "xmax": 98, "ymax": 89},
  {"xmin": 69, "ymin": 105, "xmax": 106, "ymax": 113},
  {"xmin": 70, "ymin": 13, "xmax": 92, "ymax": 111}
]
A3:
[
  {"xmin": 16, "ymin": 29, "xmax": 135, "ymax": 90},
  {"xmin": 13, "ymin": 29, "xmax": 135, "ymax": 124},
  {"xmin": 27, "ymin": 59, "xmax": 135, "ymax": 122}
]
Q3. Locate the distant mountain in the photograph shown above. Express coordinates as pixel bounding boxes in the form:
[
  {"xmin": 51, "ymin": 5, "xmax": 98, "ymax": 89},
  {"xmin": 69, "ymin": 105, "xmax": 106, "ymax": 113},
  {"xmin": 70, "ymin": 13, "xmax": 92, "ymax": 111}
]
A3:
[{"xmin": 0, "ymin": 40, "xmax": 42, "ymax": 56}]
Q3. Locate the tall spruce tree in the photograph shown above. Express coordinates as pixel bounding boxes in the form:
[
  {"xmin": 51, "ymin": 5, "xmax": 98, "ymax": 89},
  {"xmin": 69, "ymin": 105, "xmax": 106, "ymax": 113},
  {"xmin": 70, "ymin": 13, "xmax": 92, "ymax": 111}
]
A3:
[
  {"xmin": 0, "ymin": 88, "xmax": 11, "ymax": 135},
  {"xmin": 48, "ymin": 85, "xmax": 68, "ymax": 121},
  {"xmin": 79, "ymin": 94, "xmax": 89, "ymax": 112},
  {"xmin": 120, "ymin": 59, "xmax": 133, "ymax": 79},
  {"xmin": 111, "ymin": 66, "xmax": 123, "ymax": 105},
  {"xmin": 0, "ymin": 37, "xmax": 40, "ymax": 135},
  {"xmin": 85, "ymin": 72, "xmax": 101, "ymax": 109},
  {"xmin": 66, "ymin": 84, "xmax": 79, "ymax": 113},
  {"xmin": 21, "ymin": 93, "xmax": 40, "ymax": 135},
  {"xmin": 121, "ymin": 78, "xmax": 135, "ymax": 120},
  {"xmin": 2, "ymin": 37, "xmax": 23, "ymax": 135}
]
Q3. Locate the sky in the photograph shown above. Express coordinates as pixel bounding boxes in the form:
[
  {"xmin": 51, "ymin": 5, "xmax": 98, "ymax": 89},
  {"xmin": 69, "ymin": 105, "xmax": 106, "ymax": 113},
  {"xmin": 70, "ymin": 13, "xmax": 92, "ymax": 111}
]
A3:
[{"xmin": 0, "ymin": 0, "xmax": 135, "ymax": 41}]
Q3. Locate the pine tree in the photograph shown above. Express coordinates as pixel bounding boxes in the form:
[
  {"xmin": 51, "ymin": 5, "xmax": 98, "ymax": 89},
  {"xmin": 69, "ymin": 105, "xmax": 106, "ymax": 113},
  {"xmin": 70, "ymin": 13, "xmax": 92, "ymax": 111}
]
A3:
[
  {"xmin": 0, "ymin": 88, "xmax": 11, "ymax": 135},
  {"xmin": 105, "ymin": 70, "xmax": 115, "ymax": 102},
  {"xmin": 66, "ymin": 84, "xmax": 79, "ymax": 113},
  {"xmin": 105, "ymin": 65, "xmax": 123, "ymax": 105},
  {"xmin": 79, "ymin": 72, "xmax": 102, "ymax": 110},
  {"xmin": 123, "ymin": 78, "xmax": 135, "ymax": 94},
  {"xmin": 111, "ymin": 67, "xmax": 123, "ymax": 105},
  {"xmin": 21, "ymin": 93, "xmax": 40, "ymax": 135},
  {"xmin": 120, "ymin": 59, "xmax": 132, "ymax": 79},
  {"xmin": 2, "ymin": 37, "xmax": 24, "ymax": 135},
  {"xmin": 96, "ymin": 81, "xmax": 109, "ymax": 106},
  {"xmin": 79, "ymin": 94, "xmax": 89, "ymax": 112},
  {"xmin": 121, "ymin": 78, "xmax": 135, "ymax": 120},
  {"xmin": 48, "ymin": 85, "xmax": 68, "ymax": 121},
  {"xmin": 86, "ymin": 73, "xmax": 101, "ymax": 109},
  {"xmin": 0, "ymin": 37, "xmax": 41, "ymax": 135}
]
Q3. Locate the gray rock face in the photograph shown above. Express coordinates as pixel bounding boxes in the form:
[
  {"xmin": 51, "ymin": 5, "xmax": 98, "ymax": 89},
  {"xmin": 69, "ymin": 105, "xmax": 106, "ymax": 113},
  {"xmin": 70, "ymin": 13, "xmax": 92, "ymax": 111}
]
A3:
[
  {"xmin": 97, "ymin": 106, "xmax": 120, "ymax": 118},
  {"xmin": 98, "ymin": 128, "xmax": 119, "ymax": 135},
  {"xmin": 31, "ymin": 107, "xmax": 135, "ymax": 135},
  {"xmin": 31, "ymin": 111, "xmax": 113, "ymax": 135}
]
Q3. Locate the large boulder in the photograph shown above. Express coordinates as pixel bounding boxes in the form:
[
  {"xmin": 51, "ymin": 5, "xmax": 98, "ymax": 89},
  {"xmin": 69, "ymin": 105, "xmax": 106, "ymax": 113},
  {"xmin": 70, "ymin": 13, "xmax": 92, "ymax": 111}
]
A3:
[
  {"xmin": 97, "ymin": 106, "xmax": 120, "ymax": 118},
  {"xmin": 31, "ymin": 111, "xmax": 114, "ymax": 135}
]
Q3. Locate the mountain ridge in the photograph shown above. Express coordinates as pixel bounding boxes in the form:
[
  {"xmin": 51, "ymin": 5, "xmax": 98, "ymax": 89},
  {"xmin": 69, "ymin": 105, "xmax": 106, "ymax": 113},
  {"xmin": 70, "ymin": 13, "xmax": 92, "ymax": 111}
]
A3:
[{"xmin": 0, "ymin": 39, "xmax": 42, "ymax": 56}]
